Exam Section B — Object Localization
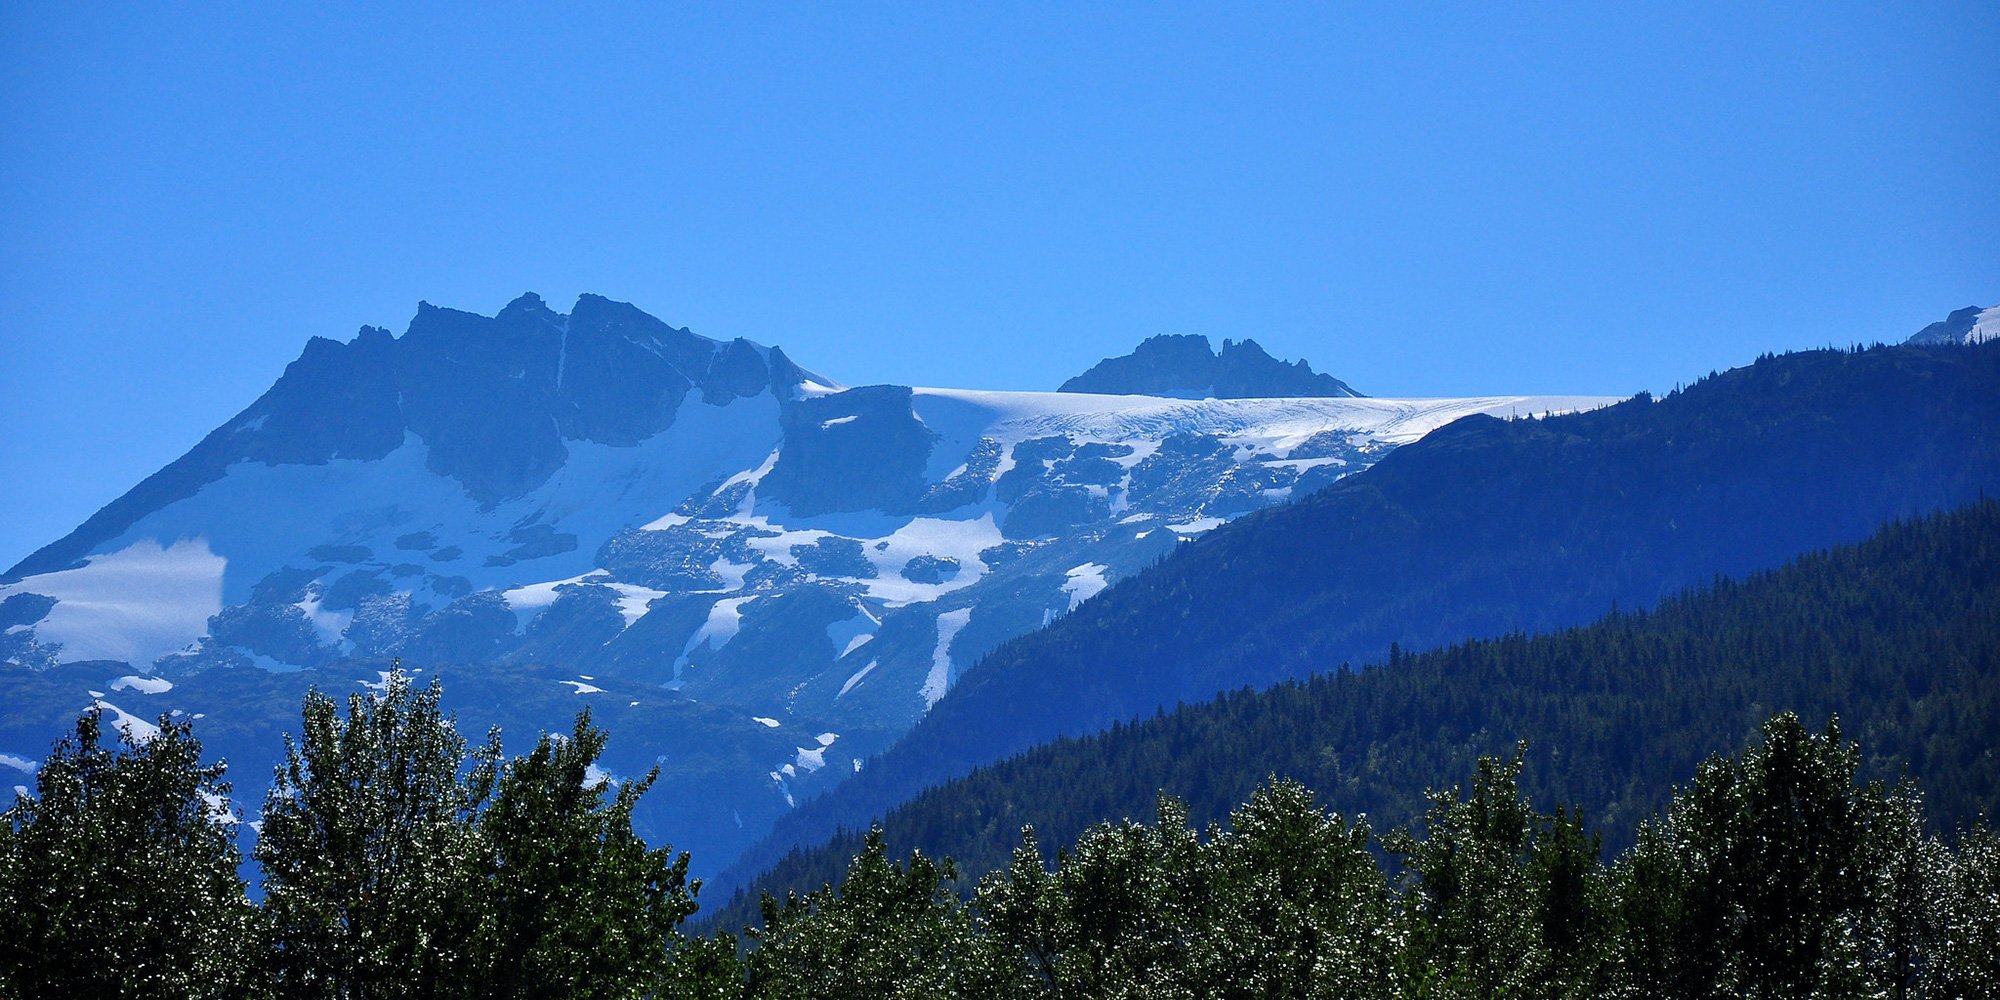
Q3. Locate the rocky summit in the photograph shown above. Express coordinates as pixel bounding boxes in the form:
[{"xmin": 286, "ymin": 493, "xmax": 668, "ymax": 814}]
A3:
[
  {"xmin": 0, "ymin": 294, "xmax": 1611, "ymax": 876},
  {"xmin": 1059, "ymin": 333, "xmax": 1363, "ymax": 398}
]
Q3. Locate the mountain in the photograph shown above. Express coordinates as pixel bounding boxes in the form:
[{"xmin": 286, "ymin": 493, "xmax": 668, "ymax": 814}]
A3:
[
  {"xmin": 0, "ymin": 294, "xmax": 1606, "ymax": 877},
  {"xmin": 718, "ymin": 340, "xmax": 2000, "ymax": 895},
  {"xmin": 1907, "ymin": 303, "xmax": 2000, "ymax": 345},
  {"xmin": 713, "ymin": 499, "xmax": 2000, "ymax": 931},
  {"xmin": 1059, "ymin": 334, "xmax": 1362, "ymax": 398}
]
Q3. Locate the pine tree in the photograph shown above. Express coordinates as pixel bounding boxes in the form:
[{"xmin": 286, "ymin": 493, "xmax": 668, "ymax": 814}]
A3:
[
  {"xmin": 0, "ymin": 708, "xmax": 255, "ymax": 1000},
  {"xmin": 1923, "ymin": 822, "xmax": 2000, "ymax": 999}
]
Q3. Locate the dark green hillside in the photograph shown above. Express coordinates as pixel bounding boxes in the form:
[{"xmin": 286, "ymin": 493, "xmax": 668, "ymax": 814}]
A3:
[
  {"xmin": 712, "ymin": 499, "xmax": 2000, "ymax": 929},
  {"xmin": 723, "ymin": 342, "xmax": 2000, "ymax": 892}
]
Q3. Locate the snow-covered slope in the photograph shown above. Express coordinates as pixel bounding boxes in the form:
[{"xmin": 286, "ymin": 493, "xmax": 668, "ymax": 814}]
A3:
[
  {"xmin": 1907, "ymin": 303, "xmax": 2000, "ymax": 345},
  {"xmin": 0, "ymin": 293, "xmax": 1615, "ymax": 876}
]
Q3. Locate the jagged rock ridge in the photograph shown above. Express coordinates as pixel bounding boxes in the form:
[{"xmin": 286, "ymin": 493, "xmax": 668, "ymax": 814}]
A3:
[{"xmin": 1059, "ymin": 334, "xmax": 1362, "ymax": 399}]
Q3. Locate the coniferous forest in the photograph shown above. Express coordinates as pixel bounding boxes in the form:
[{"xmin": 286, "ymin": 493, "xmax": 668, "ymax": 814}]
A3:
[
  {"xmin": 3, "ymin": 503, "xmax": 1998, "ymax": 998},
  {"xmin": 719, "ymin": 499, "xmax": 2000, "ymax": 932}
]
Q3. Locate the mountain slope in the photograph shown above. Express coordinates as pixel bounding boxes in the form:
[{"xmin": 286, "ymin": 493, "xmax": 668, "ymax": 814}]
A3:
[
  {"xmin": 714, "ymin": 499, "xmax": 2000, "ymax": 929},
  {"xmin": 1907, "ymin": 303, "xmax": 2000, "ymax": 345},
  {"xmin": 720, "ymin": 341, "xmax": 2000, "ymax": 893},
  {"xmin": 0, "ymin": 293, "xmax": 1605, "ymax": 876}
]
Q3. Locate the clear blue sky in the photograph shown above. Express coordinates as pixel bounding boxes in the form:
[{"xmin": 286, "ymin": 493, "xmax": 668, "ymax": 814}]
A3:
[{"xmin": 3, "ymin": 3, "xmax": 1996, "ymax": 569}]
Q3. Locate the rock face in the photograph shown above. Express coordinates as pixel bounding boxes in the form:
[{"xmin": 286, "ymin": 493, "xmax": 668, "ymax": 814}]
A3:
[
  {"xmin": 1907, "ymin": 304, "xmax": 2000, "ymax": 346},
  {"xmin": 762, "ymin": 385, "xmax": 937, "ymax": 516},
  {"xmin": 1060, "ymin": 334, "xmax": 1363, "ymax": 399},
  {"xmin": 0, "ymin": 292, "xmax": 1608, "ymax": 878},
  {"xmin": 6, "ymin": 293, "xmax": 834, "ymax": 582}
]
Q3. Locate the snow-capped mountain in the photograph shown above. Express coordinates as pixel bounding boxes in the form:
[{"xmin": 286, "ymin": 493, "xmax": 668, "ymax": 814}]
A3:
[
  {"xmin": 1907, "ymin": 303, "xmax": 2000, "ymax": 345},
  {"xmin": 0, "ymin": 293, "xmax": 1613, "ymax": 875}
]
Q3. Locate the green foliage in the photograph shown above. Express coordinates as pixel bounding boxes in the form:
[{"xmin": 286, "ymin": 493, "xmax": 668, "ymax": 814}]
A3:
[
  {"xmin": 739, "ymin": 738, "xmax": 1994, "ymax": 1000},
  {"xmin": 1925, "ymin": 823, "xmax": 2000, "ymax": 999},
  {"xmin": 1614, "ymin": 714, "xmax": 1945, "ymax": 1000},
  {"xmin": 255, "ymin": 672, "xmax": 715, "ymax": 999},
  {"xmin": 1192, "ymin": 781, "xmax": 1396, "ymax": 1000},
  {"xmin": 467, "ymin": 709, "xmax": 700, "ymax": 998},
  {"xmin": 0, "ymin": 709, "xmax": 255, "ymax": 1000},
  {"xmin": 255, "ymin": 673, "xmax": 496, "ymax": 997},
  {"xmin": 0, "ymin": 686, "xmax": 1994, "ymax": 999},
  {"xmin": 748, "ymin": 828, "xmax": 1020, "ymax": 1000},
  {"xmin": 1388, "ymin": 747, "xmax": 1573, "ymax": 997}
]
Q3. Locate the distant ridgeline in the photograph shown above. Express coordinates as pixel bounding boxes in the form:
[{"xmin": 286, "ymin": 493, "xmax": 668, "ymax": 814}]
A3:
[
  {"xmin": 1058, "ymin": 333, "xmax": 1363, "ymax": 398},
  {"xmin": 720, "ymin": 340, "xmax": 2000, "ymax": 897},
  {"xmin": 715, "ymin": 498, "xmax": 2000, "ymax": 931}
]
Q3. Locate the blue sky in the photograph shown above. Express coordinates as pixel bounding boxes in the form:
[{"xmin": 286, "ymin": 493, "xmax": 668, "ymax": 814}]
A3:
[{"xmin": 2, "ymin": 3, "xmax": 1996, "ymax": 568}]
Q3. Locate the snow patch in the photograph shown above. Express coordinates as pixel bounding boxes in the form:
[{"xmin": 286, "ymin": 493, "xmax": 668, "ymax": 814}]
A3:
[
  {"xmin": 92, "ymin": 699, "xmax": 161, "ymax": 743},
  {"xmin": 0, "ymin": 754, "xmax": 36, "ymax": 775},
  {"xmin": 920, "ymin": 608, "xmax": 973, "ymax": 709},
  {"xmin": 1062, "ymin": 563, "xmax": 1109, "ymax": 610},
  {"xmin": 295, "ymin": 594, "xmax": 352, "ymax": 646},
  {"xmin": 559, "ymin": 679, "xmax": 605, "ymax": 695},
  {"xmin": 0, "ymin": 538, "xmax": 226, "ymax": 666},
  {"xmin": 1969, "ymin": 304, "xmax": 2000, "ymax": 344},
  {"xmin": 825, "ymin": 608, "xmax": 878, "ymax": 659},
  {"xmin": 669, "ymin": 595, "xmax": 758, "ymax": 687},
  {"xmin": 111, "ymin": 674, "xmax": 174, "ymax": 695},
  {"xmin": 836, "ymin": 660, "xmax": 878, "ymax": 699},
  {"xmin": 752, "ymin": 716, "xmax": 782, "ymax": 728}
]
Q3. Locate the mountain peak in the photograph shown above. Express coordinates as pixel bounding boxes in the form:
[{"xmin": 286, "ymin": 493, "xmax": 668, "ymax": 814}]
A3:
[
  {"xmin": 500, "ymin": 291, "xmax": 553, "ymax": 315},
  {"xmin": 1060, "ymin": 333, "xmax": 1362, "ymax": 398},
  {"xmin": 1907, "ymin": 304, "xmax": 2000, "ymax": 346}
]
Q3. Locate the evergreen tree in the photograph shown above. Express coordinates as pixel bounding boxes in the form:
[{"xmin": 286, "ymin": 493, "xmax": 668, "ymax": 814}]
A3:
[
  {"xmin": 0, "ymin": 708, "xmax": 255, "ymax": 1000},
  {"xmin": 979, "ymin": 796, "xmax": 1210, "ymax": 1000}
]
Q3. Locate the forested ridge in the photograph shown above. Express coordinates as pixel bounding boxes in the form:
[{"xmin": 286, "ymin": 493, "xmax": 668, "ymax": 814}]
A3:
[
  {"xmin": 714, "ymin": 499, "xmax": 2000, "ymax": 932},
  {"xmin": 727, "ymin": 342, "xmax": 2000, "ymax": 889}
]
